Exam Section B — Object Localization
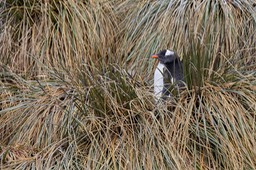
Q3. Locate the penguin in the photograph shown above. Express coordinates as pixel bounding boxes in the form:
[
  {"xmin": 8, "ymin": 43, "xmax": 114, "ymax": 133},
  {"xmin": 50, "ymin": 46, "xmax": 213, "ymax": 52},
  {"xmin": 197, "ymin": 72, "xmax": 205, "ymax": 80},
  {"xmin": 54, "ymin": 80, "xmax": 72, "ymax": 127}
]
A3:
[{"xmin": 152, "ymin": 49, "xmax": 184, "ymax": 102}]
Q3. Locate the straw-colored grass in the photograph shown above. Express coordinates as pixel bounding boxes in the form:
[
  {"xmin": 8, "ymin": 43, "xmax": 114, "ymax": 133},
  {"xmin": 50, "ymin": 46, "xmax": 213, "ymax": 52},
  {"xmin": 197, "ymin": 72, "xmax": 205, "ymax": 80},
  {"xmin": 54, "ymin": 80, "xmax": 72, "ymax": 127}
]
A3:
[
  {"xmin": 1, "ymin": 0, "xmax": 256, "ymax": 169},
  {"xmin": 116, "ymin": 0, "xmax": 256, "ymax": 80},
  {"xmin": 0, "ymin": 0, "xmax": 119, "ymax": 77}
]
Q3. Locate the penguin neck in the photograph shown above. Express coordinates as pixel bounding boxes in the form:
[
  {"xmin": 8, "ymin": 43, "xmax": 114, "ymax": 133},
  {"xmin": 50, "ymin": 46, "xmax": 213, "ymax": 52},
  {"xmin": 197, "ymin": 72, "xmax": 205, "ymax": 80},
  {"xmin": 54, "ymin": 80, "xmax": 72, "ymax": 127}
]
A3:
[
  {"xmin": 157, "ymin": 62, "xmax": 166, "ymax": 71},
  {"xmin": 162, "ymin": 61, "xmax": 175, "ymax": 72},
  {"xmin": 157, "ymin": 62, "xmax": 172, "ymax": 76}
]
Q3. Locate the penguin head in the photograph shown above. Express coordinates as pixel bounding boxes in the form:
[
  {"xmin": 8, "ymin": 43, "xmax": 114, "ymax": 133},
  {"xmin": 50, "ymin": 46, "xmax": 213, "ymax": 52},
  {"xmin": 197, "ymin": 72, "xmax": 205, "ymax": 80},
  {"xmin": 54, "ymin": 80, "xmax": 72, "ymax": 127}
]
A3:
[{"xmin": 151, "ymin": 49, "xmax": 177, "ymax": 64}]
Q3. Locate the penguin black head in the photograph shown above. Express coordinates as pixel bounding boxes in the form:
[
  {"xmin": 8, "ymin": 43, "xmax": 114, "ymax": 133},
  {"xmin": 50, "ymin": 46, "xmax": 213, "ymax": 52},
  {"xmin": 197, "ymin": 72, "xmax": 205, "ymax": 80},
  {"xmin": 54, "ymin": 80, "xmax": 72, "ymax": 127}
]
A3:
[{"xmin": 151, "ymin": 49, "xmax": 178, "ymax": 64}]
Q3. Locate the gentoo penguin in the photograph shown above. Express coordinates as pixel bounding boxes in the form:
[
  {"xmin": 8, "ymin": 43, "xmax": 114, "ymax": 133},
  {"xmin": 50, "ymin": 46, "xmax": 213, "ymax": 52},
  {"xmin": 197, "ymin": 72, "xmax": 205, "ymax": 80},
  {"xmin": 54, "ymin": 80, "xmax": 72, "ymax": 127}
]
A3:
[{"xmin": 152, "ymin": 49, "xmax": 184, "ymax": 102}]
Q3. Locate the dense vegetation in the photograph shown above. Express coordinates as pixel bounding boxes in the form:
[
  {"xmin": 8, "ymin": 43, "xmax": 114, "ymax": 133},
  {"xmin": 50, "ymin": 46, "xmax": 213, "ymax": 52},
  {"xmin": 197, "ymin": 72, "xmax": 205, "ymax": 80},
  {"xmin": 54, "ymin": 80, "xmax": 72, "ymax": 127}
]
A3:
[{"xmin": 0, "ymin": 0, "xmax": 255, "ymax": 169}]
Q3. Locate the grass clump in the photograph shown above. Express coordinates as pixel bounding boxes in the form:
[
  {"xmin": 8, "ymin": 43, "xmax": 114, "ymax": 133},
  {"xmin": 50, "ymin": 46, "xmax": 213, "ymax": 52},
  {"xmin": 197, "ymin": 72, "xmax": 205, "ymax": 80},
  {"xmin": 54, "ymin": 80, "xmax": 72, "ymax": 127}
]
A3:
[
  {"xmin": 116, "ymin": 0, "xmax": 256, "ymax": 81},
  {"xmin": 1, "ymin": 0, "xmax": 256, "ymax": 169},
  {"xmin": 0, "ymin": 0, "xmax": 119, "ymax": 77},
  {"xmin": 1, "ymin": 63, "xmax": 255, "ymax": 169}
]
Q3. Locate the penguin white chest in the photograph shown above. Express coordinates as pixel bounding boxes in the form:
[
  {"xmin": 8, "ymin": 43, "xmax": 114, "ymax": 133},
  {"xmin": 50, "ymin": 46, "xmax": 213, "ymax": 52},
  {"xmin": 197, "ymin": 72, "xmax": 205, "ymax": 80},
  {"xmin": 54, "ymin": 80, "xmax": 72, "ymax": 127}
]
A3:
[{"xmin": 154, "ymin": 63, "xmax": 166, "ymax": 101}]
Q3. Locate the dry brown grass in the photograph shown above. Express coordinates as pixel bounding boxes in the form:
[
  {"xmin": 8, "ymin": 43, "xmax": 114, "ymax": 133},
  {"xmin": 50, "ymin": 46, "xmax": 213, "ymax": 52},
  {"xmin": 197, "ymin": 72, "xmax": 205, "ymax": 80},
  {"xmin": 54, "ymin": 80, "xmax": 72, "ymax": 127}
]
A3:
[{"xmin": 0, "ymin": 0, "xmax": 256, "ymax": 169}]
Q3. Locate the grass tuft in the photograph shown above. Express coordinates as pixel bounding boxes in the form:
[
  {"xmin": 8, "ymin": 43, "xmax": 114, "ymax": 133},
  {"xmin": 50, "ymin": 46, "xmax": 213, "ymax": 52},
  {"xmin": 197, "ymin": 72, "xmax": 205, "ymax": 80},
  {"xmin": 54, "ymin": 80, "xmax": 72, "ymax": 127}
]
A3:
[{"xmin": 1, "ymin": 0, "xmax": 256, "ymax": 169}]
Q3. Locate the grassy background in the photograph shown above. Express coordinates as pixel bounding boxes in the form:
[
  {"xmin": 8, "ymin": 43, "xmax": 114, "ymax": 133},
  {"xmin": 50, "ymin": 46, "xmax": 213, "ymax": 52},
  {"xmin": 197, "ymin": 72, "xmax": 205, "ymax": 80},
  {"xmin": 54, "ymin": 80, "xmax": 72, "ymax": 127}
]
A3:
[{"xmin": 0, "ymin": 0, "xmax": 256, "ymax": 169}]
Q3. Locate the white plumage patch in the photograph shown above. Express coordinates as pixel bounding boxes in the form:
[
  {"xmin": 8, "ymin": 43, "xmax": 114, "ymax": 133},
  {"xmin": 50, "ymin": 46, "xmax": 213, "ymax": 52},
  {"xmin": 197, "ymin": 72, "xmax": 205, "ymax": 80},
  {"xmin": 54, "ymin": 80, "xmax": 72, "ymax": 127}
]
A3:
[
  {"xmin": 165, "ymin": 50, "xmax": 174, "ymax": 56},
  {"xmin": 154, "ymin": 62, "xmax": 165, "ymax": 101}
]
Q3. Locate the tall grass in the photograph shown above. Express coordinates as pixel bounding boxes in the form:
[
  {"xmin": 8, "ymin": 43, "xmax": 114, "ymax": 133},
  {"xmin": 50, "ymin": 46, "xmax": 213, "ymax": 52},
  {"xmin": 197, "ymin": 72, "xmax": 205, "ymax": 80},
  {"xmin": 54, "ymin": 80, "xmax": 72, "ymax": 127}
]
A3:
[
  {"xmin": 0, "ymin": 0, "xmax": 119, "ymax": 77},
  {"xmin": 116, "ymin": 0, "xmax": 256, "ymax": 82},
  {"xmin": 1, "ymin": 0, "xmax": 256, "ymax": 169}
]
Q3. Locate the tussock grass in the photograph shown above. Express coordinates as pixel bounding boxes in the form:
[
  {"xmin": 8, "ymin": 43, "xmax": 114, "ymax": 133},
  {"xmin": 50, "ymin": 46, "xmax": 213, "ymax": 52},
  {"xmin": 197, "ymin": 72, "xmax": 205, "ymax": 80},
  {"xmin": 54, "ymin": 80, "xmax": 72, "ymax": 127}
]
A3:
[
  {"xmin": 1, "ymin": 64, "xmax": 255, "ymax": 169},
  {"xmin": 116, "ymin": 0, "xmax": 256, "ymax": 80},
  {"xmin": 0, "ymin": 0, "xmax": 119, "ymax": 77},
  {"xmin": 1, "ymin": 0, "xmax": 256, "ymax": 169}
]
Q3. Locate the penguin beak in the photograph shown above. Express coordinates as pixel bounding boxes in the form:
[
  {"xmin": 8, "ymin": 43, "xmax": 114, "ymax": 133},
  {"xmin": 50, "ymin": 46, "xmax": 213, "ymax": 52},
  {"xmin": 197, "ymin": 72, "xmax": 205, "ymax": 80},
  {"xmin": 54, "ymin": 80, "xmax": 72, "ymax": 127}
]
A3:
[{"xmin": 151, "ymin": 55, "xmax": 158, "ymax": 59}]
